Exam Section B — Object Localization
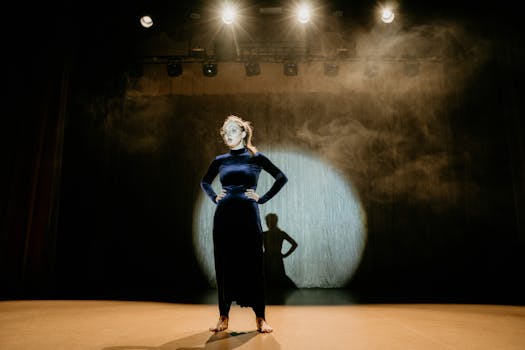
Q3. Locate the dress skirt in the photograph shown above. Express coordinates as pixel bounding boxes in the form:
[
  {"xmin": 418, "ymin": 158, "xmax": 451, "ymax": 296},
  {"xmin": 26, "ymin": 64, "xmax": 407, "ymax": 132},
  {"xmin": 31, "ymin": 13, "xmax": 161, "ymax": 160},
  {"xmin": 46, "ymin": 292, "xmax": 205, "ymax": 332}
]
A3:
[{"xmin": 213, "ymin": 186, "xmax": 265, "ymax": 309}]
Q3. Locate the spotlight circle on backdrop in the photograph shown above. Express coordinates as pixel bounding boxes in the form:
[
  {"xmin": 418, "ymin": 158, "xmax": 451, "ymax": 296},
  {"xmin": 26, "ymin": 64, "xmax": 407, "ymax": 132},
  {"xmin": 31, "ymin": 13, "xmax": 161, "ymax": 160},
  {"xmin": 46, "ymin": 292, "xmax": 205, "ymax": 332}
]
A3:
[{"xmin": 193, "ymin": 147, "xmax": 367, "ymax": 288}]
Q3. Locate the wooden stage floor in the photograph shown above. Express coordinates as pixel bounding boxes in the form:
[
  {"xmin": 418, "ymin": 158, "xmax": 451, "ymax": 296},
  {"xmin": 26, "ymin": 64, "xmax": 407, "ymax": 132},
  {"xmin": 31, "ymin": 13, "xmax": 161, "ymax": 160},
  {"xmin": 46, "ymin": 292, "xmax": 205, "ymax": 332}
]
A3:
[{"xmin": 1, "ymin": 292, "xmax": 524, "ymax": 349}]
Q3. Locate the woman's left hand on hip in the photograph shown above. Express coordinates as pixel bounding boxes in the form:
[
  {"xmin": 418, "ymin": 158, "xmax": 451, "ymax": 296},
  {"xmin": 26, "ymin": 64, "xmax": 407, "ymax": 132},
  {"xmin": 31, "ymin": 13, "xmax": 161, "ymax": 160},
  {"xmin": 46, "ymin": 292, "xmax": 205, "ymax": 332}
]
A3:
[{"xmin": 245, "ymin": 189, "xmax": 259, "ymax": 202}]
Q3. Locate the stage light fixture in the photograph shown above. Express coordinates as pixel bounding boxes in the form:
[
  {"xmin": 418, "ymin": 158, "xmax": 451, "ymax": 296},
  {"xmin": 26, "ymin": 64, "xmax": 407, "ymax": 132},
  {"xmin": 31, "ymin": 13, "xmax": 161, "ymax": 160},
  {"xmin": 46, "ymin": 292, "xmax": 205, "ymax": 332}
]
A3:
[
  {"xmin": 167, "ymin": 61, "xmax": 183, "ymax": 77},
  {"xmin": 203, "ymin": 63, "xmax": 218, "ymax": 77},
  {"xmin": 283, "ymin": 62, "xmax": 298, "ymax": 76},
  {"xmin": 297, "ymin": 4, "xmax": 311, "ymax": 23},
  {"xmin": 191, "ymin": 47, "xmax": 207, "ymax": 59},
  {"xmin": 140, "ymin": 15, "xmax": 153, "ymax": 28},
  {"xmin": 244, "ymin": 62, "xmax": 261, "ymax": 76},
  {"xmin": 324, "ymin": 62, "xmax": 339, "ymax": 76},
  {"xmin": 381, "ymin": 8, "xmax": 395, "ymax": 23},
  {"xmin": 222, "ymin": 5, "xmax": 236, "ymax": 24},
  {"xmin": 337, "ymin": 48, "xmax": 350, "ymax": 58},
  {"xmin": 189, "ymin": 12, "xmax": 201, "ymax": 20}
]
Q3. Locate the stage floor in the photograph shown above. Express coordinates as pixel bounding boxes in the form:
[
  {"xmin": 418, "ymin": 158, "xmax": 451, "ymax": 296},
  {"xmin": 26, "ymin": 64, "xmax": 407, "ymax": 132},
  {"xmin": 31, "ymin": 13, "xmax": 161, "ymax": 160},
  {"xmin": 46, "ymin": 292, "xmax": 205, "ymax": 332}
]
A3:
[{"xmin": 1, "ymin": 296, "xmax": 524, "ymax": 350}]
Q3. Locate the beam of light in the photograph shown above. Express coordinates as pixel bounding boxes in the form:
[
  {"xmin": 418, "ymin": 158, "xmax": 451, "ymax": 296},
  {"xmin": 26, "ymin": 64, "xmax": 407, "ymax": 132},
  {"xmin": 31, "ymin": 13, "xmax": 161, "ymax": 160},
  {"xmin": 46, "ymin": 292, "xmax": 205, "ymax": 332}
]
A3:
[
  {"xmin": 380, "ymin": 7, "xmax": 395, "ymax": 23},
  {"xmin": 140, "ymin": 15, "xmax": 153, "ymax": 28},
  {"xmin": 297, "ymin": 4, "xmax": 311, "ymax": 23},
  {"xmin": 193, "ymin": 148, "xmax": 367, "ymax": 288},
  {"xmin": 221, "ymin": 5, "xmax": 236, "ymax": 25}
]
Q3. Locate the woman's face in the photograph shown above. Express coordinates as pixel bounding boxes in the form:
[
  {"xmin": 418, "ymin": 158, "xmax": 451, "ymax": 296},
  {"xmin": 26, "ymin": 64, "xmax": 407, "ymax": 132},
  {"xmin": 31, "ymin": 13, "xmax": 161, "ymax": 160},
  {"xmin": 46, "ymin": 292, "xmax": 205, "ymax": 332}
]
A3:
[{"xmin": 222, "ymin": 121, "xmax": 246, "ymax": 149}]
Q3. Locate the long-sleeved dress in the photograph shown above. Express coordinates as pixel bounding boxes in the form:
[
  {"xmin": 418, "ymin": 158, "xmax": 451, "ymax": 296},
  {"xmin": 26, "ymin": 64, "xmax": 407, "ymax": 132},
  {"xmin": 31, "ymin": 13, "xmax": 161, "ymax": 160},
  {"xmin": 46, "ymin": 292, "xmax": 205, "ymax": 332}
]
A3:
[{"xmin": 201, "ymin": 147, "xmax": 288, "ymax": 310}]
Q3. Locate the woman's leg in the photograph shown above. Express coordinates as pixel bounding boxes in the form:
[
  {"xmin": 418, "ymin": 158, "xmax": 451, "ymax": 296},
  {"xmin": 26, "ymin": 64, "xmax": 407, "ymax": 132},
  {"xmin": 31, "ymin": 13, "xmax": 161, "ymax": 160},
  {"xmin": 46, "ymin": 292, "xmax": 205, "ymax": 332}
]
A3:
[
  {"xmin": 219, "ymin": 298, "xmax": 231, "ymax": 318},
  {"xmin": 252, "ymin": 303, "xmax": 265, "ymax": 319},
  {"xmin": 253, "ymin": 303, "xmax": 273, "ymax": 333},
  {"xmin": 210, "ymin": 299, "xmax": 231, "ymax": 332},
  {"xmin": 212, "ymin": 224, "xmax": 230, "ymax": 332}
]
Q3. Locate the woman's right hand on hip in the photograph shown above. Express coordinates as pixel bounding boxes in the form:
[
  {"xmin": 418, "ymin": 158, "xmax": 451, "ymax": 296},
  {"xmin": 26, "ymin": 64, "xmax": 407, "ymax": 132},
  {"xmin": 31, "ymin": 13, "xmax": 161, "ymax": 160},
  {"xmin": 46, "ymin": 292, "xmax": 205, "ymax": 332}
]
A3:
[{"xmin": 215, "ymin": 189, "xmax": 227, "ymax": 203}]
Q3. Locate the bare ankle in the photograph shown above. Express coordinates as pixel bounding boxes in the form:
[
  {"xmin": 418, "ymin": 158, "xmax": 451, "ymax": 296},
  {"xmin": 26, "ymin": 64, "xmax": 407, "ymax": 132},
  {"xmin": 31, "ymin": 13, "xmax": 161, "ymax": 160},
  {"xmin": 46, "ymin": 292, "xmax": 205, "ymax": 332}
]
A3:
[
  {"xmin": 210, "ymin": 315, "xmax": 229, "ymax": 332},
  {"xmin": 256, "ymin": 317, "xmax": 273, "ymax": 333}
]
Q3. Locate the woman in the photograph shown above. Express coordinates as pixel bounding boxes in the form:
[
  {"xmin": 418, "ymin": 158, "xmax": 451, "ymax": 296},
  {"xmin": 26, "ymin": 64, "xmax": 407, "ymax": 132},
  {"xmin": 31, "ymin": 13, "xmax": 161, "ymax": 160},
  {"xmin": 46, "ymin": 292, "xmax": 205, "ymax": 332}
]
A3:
[{"xmin": 200, "ymin": 115, "xmax": 288, "ymax": 333}]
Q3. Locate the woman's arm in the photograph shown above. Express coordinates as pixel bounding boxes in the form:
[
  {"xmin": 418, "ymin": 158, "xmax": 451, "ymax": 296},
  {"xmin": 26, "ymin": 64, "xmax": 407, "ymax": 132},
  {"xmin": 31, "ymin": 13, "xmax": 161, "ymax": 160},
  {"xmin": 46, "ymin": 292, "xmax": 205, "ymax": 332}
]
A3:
[
  {"xmin": 257, "ymin": 153, "xmax": 288, "ymax": 204},
  {"xmin": 200, "ymin": 158, "xmax": 220, "ymax": 204}
]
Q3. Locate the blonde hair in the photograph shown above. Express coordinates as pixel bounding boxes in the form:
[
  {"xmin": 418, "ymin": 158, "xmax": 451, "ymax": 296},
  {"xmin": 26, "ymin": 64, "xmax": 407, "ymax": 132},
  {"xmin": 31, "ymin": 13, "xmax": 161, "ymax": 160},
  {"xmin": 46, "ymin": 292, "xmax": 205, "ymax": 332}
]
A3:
[{"xmin": 220, "ymin": 115, "xmax": 258, "ymax": 156}]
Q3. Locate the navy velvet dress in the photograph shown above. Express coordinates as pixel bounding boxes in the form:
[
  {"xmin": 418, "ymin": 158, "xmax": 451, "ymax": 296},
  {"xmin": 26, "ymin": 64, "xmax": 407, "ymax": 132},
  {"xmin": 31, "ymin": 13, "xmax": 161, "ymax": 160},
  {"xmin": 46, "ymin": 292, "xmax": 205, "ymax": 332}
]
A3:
[{"xmin": 201, "ymin": 147, "xmax": 288, "ymax": 310}]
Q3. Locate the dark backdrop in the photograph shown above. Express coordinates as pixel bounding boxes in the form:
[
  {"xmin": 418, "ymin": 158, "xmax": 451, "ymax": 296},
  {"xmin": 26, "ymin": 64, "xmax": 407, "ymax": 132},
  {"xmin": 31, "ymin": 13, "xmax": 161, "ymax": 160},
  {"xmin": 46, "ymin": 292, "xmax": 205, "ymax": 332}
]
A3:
[{"xmin": 2, "ymin": 1, "xmax": 524, "ymax": 304}]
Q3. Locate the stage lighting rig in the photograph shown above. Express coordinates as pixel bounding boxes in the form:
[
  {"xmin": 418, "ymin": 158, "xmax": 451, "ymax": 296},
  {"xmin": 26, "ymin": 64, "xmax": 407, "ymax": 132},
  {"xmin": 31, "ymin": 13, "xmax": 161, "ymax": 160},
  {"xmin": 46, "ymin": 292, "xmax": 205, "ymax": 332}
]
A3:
[
  {"xmin": 203, "ymin": 62, "xmax": 218, "ymax": 77},
  {"xmin": 244, "ymin": 62, "xmax": 261, "ymax": 76},
  {"xmin": 167, "ymin": 61, "xmax": 183, "ymax": 77},
  {"xmin": 324, "ymin": 63, "xmax": 339, "ymax": 76},
  {"xmin": 284, "ymin": 62, "xmax": 298, "ymax": 76}
]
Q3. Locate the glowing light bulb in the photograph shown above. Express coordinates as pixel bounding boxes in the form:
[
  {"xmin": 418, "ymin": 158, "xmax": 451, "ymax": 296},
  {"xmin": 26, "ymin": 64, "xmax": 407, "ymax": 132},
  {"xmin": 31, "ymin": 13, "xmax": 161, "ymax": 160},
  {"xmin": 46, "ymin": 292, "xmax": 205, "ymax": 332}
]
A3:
[
  {"xmin": 381, "ymin": 8, "xmax": 395, "ymax": 23},
  {"xmin": 222, "ymin": 6, "xmax": 236, "ymax": 24},
  {"xmin": 140, "ymin": 15, "xmax": 153, "ymax": 28},
  {"xmin": 297, "ymin": 4, "xmax": 311, "ymax": 23}
]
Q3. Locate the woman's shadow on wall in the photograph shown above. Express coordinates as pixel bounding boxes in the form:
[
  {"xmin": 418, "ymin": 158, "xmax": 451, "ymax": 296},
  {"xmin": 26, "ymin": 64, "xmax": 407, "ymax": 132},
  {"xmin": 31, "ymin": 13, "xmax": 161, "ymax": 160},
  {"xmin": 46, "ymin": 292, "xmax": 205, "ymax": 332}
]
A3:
[{"xmin": 263, "ymin": 213, "xmax": 298, "ymax": 305}]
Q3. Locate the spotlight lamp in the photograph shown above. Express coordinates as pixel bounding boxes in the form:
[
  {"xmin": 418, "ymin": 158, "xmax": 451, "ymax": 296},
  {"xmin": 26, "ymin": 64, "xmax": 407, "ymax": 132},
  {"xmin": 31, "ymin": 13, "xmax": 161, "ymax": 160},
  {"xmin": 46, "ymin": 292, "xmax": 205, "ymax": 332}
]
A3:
[
  {"xmin": 283, "ymin": 62, "xmax": 298, "ymax": 76},
  {"xmin": 244, "ymin": 62, "xmax": 261, "ymax": 76},
  {"xmin": 189, "ymin": 12, "xmax": 201, "ymax": 20},
  {"xmin": 140, "ymin": 15, "xmax": 153, "ymax": 28},
  {"xmin": 380, "ymin": 7, "xmax": 395, "ymax": 23},
  {"xmin": 297, "ymin": 4, "xmax": 311, "ymax": 23},
  {"xmin": 203, "ymin": 62, "xmax": 218, "ymax": 77},
  {"xmin": 222, "ymin": 5, "xmax": 236, "ymax": 24},
  {"xmin": 337, "ymin": 48, "xmax": 350, "ymax": 58},
  {"xmin": 191, "ymin": 47, "xmax": 207, "ymax": 59},
  {"xmin": 167, "ymin": 61, "xmax": 183, "ymax": 77}
]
